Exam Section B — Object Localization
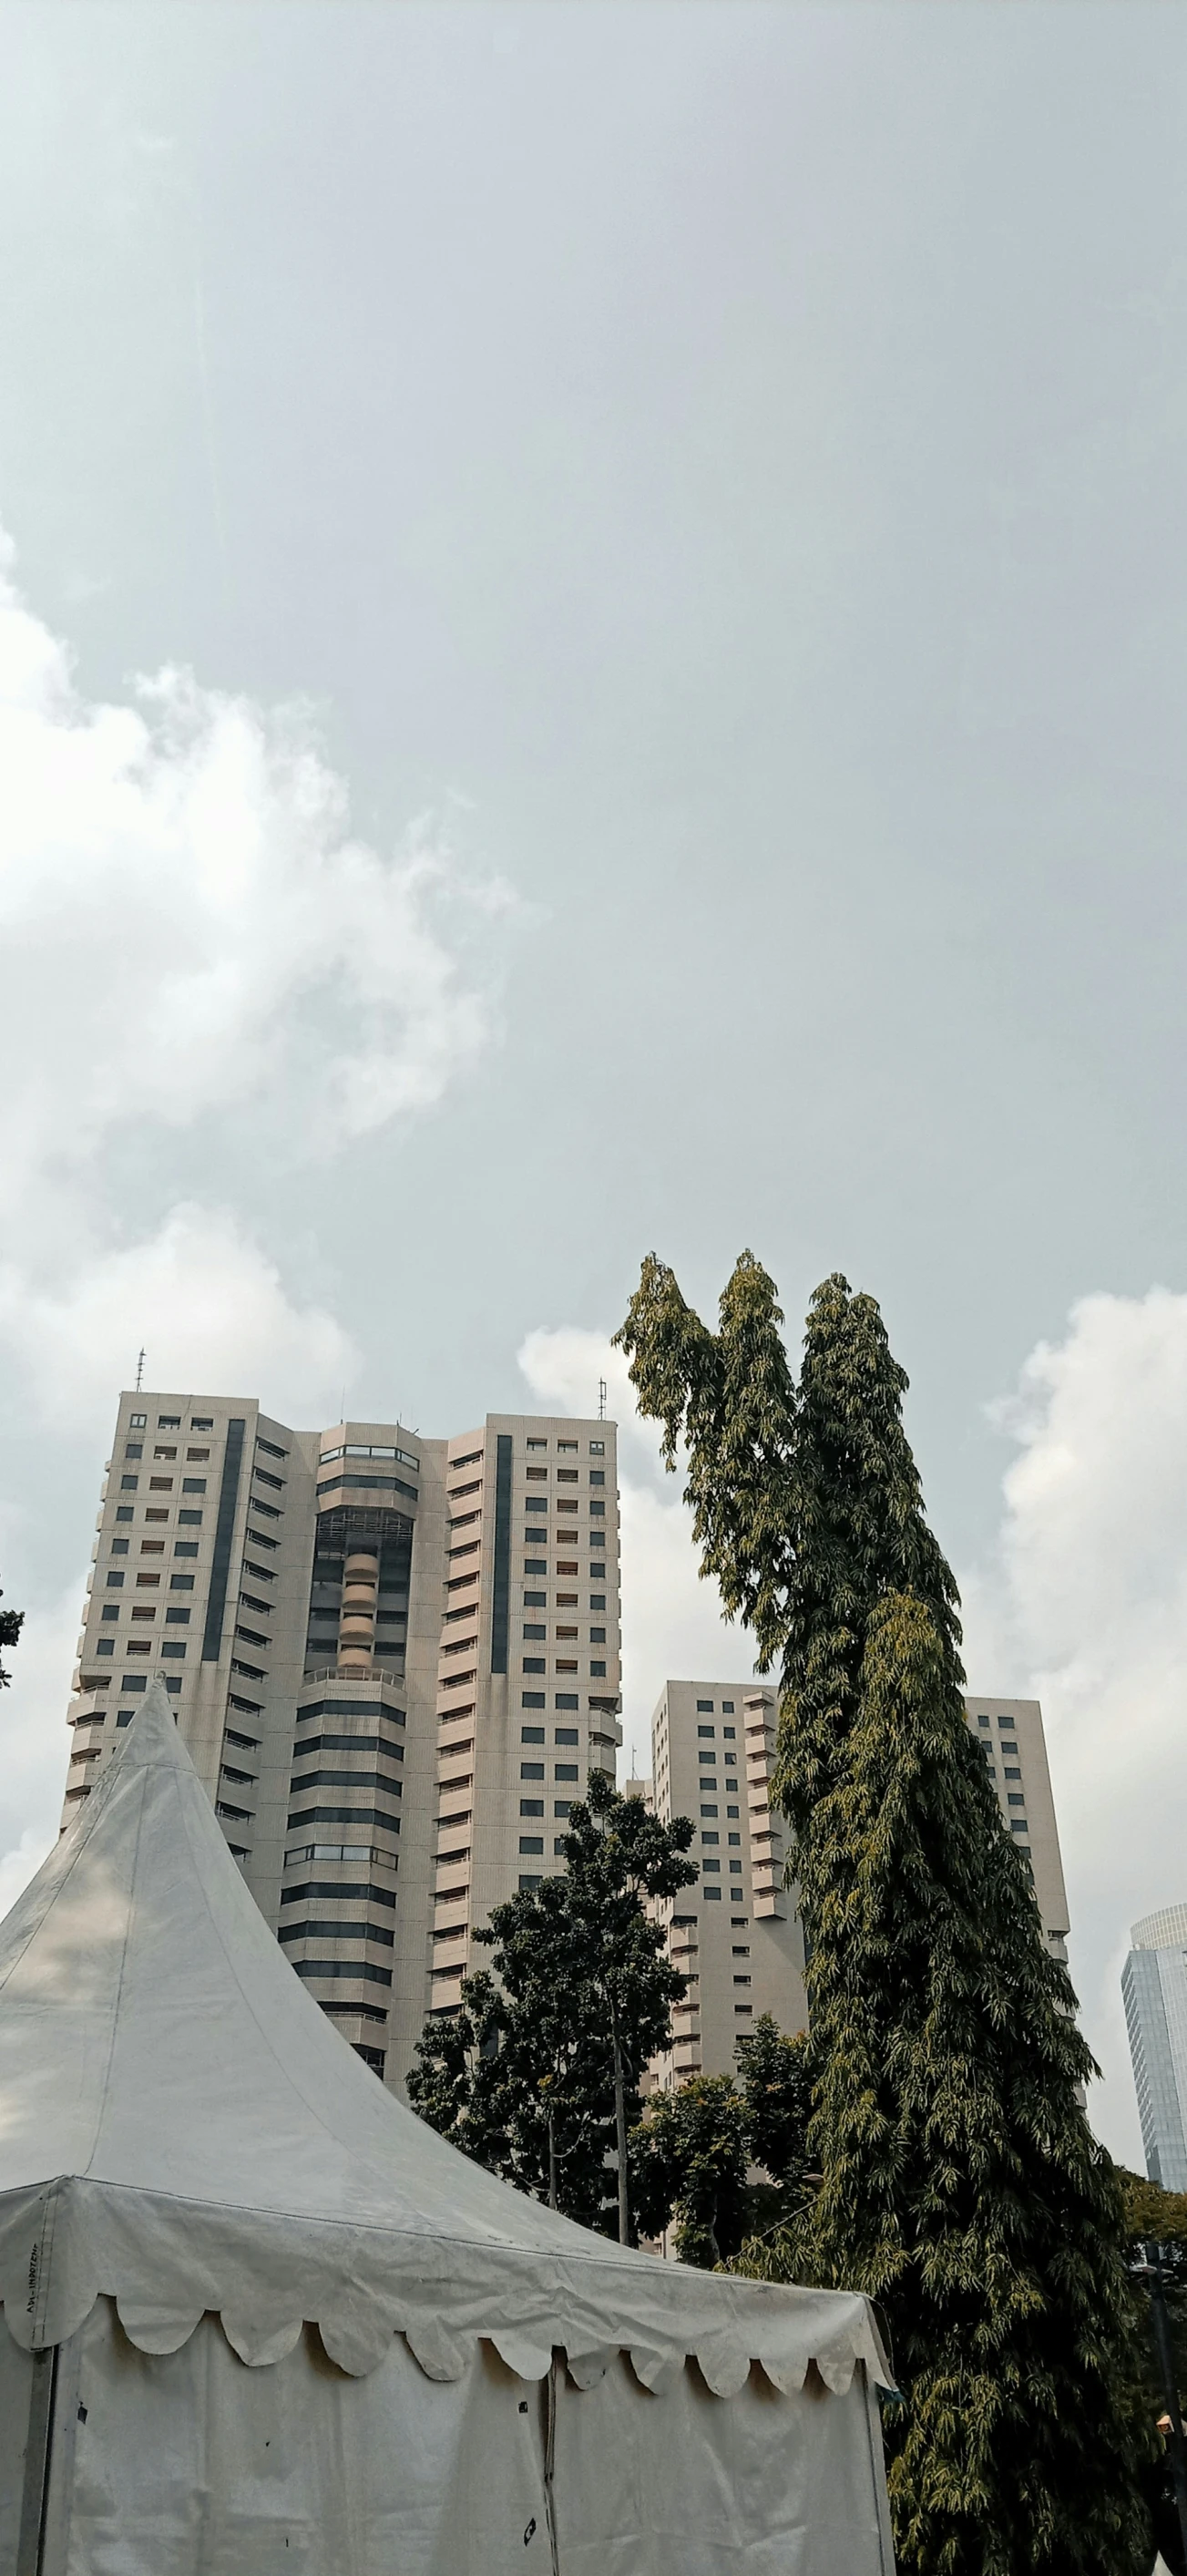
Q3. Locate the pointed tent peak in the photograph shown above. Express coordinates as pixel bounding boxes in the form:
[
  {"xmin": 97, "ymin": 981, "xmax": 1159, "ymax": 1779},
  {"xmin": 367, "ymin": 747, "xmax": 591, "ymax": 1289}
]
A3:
[{"xmin": 115, "ymin": 1675, "xmax": 192, "ymax": 1773}]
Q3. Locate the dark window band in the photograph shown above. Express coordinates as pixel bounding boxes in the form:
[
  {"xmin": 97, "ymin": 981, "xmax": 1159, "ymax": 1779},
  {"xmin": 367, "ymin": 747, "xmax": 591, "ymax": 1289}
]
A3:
[
  {"xmin": 201, "ymin": 1419, "xmax": 245, "ymax": 1662},
  {"xmin": 491, "ymin": 1434, "xmax": 512, "ymax": 1674}
]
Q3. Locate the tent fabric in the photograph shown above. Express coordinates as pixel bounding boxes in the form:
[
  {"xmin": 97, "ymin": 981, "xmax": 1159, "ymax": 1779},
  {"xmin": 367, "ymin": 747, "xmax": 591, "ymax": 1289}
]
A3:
[
  {"xmin": 3, "ymin": 2299, "xmax": 895, "ymax": 2576},
  {"xmin": 0, "ymin": 1685, "xmax": 890, "ymax": 2402}
]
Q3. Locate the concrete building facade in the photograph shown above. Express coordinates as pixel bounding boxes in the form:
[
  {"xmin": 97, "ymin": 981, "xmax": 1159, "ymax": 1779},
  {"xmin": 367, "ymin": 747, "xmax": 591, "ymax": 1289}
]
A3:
[
  {"xmin": 645, "ymin": 1679, "xmax": 808, "ymax": 2089},
  {"xmin": 1122, "ymin": 1905, "xmax": 1187, "ymax": 2193},
  {"xmin": 962, "ymin": 1695, "xmax": 1069, "ymax": 1965},
  {"xmin": 66, "ymin": 1390, "xmax": 621, "ymax": 2094}
]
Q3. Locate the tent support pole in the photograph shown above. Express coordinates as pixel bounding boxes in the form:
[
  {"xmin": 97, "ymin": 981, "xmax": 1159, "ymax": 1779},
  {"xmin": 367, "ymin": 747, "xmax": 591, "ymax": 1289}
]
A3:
[
  {"xmin": 16, "ymin": 2344, "xmax": 58, "ymax": 2576},
  {"xmin": 542, "ymin": 2355, "xmax": 561, "ymax": 2576}
]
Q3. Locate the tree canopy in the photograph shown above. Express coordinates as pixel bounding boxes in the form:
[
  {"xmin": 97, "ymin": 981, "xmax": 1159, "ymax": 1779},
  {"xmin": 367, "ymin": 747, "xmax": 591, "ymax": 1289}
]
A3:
[
  {"xmin": 616, "ymin": 1254, "xmax": 1151, "ymax": 2576},
  {"xmin": 629, "ymin": 2015, "xmax": 812, "ymax": 2267},
  {"xmin": 409, "ymin": 1772, "xmax": 696, "ymax": 2237}
]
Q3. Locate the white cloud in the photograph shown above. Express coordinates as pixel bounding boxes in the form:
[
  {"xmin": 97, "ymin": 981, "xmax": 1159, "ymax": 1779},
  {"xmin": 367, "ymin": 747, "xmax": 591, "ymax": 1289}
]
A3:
[
  {"xmin": 0, "ymin": 532, "xmax": 512, "ymax": 1235},
  {"xmin": 0, "ymin": 530, "xmax": 513, "ymax": 1431},
  {"xmin": 517, "ymin": 1325, "xmax": 759, "ymax": 1774},
  {"xmin": 0, "ymin": 1204, "xmax": 358, "ymax": 1438},
  {"xmin": 964, "ymin": 1287, "xmax": 1187, "ymax": 2167}
]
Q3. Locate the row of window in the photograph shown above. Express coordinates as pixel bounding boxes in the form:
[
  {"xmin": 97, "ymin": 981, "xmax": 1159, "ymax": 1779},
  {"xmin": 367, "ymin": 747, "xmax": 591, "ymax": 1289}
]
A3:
[
  {"xmin": 523, "ymin": 1557, "xmax": 609, "ymax": 1575},
  {"xmin": 526, "ymin": 1438, "xmax": 605, "ymax": 1455},
  {"xmin": 125, "ymin": 1442, "xmax": 210, "ymax": 1463},
  {"xmin": 523, "ymin": 1625, "xmax": 607, "ymax": 1642},
  {"xmin": 128, "ymin": 1413, "xmax": 214, "ymax": 1432},
  {"xmin": 120, "ymin": 1474, "xmax": 208, "ymax": 1494},
  {"xmin": 523, "ymin": 1658, "xmax": 608, "ymax": 1677},
  {"xmin": 524, "ymin": 1592, "xmax": 607, "ymax": 1610},
  {"xmin": 522, "ymin": 1692, "xmax": 590, "ymax": 1711},
  {"xmin": 524, "ymin": 1468, "xmax": 606, "ymax": 1484}
]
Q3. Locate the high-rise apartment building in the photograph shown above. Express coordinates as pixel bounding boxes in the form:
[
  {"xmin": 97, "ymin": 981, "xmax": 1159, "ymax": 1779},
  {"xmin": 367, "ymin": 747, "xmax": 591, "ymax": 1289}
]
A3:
[
  {"xmin": 642, "ymin": 1684, "xmax": 1070, "ymax": 2089},
  {"xmin": 1122, "ymin": 1906, "xmax": 1187, "ymax": 2192},
  {"xmin": 962, "ymin": 1696, "xmax": 1069, "ymax": 1964},
  {"xmin": 646, "ymin": 1679, "xmax": 807, "ymax": 2087},
  {"xmin": 65, "ymin": 1391, "xmax": 621, "ymax": 2094}
]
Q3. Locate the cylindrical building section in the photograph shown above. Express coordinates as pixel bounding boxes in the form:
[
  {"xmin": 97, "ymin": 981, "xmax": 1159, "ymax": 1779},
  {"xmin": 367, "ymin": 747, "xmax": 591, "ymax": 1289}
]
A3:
[{"xmin": 337, "ymin": 1549, "xmax": 379, "ymax": 1675}]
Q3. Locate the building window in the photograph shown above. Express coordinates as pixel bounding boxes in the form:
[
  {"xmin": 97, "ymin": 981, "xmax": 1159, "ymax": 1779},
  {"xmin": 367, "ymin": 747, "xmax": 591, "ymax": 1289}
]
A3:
[
  {"xmin": 589, "ymin": 1470, "xmax": 605, "ymax": 1486},
  {"xmin": 182, "ymin": 1477, "xmax": 207, "ymax": 1494},
  {"xmin": 589, "ymin": 1440, "xmax": 604, "ymax": 1453},
  {"xmin": 179, "ymin": 1510, "xmax": 202, "ymax": 1526},
  {"xmin": 721, "ymin": 1700, "xmax": 734, "ymax": 1713},
  {"xmin": 106, "ymin": 1573, "xmax": 125, "ymax": 1589},
  {"xmin": 95, "ymin": 1637, "xmax": 115, "ymax": 1656},
  {"xmin": 556, "ymin": 1694, "xmax": 578, "ymax": 1710},
  {"xmin": 558, "ymin": 1440, "xmax": 577, "ymax": 1453},
  {"xmin": 129, "ymin": 1412, "xmax": 147, "ymax": 1429},
  {"xmin": 701, "ymin": 1832, "xmax": 720, "ymax": 1846},
  {"xmin": 191, "ymin": 1418, "xmax": 213, "ymax": 1431},
  {"xmin": 701, "ymin": 1805, "xmax": 718, "ymax": 1820},
  {"xmin": 521, "ymin": 1726, "xmax": 545, "ymax": 1743},
  {"xmin": 523, "ymin": 1624, "xmax": 546, "ymax": 1640},
  {"xmin": 520, "ymin": 1800, "xmax": 544, "ymax": 1817},
  {"xmin": 520, "ymin": 1763, "xmax": 545, "ymax": 1781},
  {"xmin": 523, "ymin": 1657, "xmax": 546, "ymax": 1675},
  {"xmin": 519, "ymin": 1837, "xmax": 544, "ymax": 1855},
  {"xmin": 120, "ymin": 1476, "xmax": 138, "ymax": 1492},
  {"xmin": 158, "ymin": 1416, "xmax": 180, "ymax": 1429},
  {"xmin": 527, "ymin": 1438, "xmax": 547, "ymax": 1452},
  {"xmin": 698, "ymin": 1724, "xmax": 715, "ymax": 1739},
  {"xmin": 522, "ymin": 1692, "xmax": 546, "ymax": 1709},
  {"xmin": 125, "ymin": 1442, "xmax": 143, "ymax": 1460},
  {"xmin": 590, "ymin": 1660, "xmax": 607, "ymax": 1677},
  {"xmin": 555, "ymin": 1728, "xmax": 578, "ymax": 1745},
  {"xmin": 115, "ymin": 1506, "xmax": 133, "ymax": 1524},
  {"xmin": 555, "ymin": 1763, "xmax": 578, "ymax": 1781}
]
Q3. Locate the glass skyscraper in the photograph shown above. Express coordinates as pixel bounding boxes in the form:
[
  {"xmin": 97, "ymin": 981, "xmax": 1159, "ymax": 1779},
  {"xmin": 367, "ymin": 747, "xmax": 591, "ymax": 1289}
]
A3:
[{"xmin": 1122, "ymin": 1905, "xmax": 1187, "ymax": 2192}]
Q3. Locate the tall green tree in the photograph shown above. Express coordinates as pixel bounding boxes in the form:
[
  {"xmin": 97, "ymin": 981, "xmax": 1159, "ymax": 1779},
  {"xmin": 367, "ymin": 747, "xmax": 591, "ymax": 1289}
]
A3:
[
  {"xmin": 0, "ymin": 1584, "xmax": 23, "ymax": 1690},
  {"xmin": 410, "ymin": 1773, "xmax": 696, "ymax": 2237},
  {"xmin": 617, "ymin": 1255, "xmax": 1151, "ymax": 2576}
]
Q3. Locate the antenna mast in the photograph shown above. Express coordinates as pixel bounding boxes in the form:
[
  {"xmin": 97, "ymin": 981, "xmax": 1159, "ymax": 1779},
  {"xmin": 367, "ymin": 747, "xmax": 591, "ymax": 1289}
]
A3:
[
  {"xmin": 598, "ymin": 1376, "xmax": 607, "ymax": 1422},
  {"xmin": 135, "ymin": 1348, "xmax": 146, "ymax": 1392}
]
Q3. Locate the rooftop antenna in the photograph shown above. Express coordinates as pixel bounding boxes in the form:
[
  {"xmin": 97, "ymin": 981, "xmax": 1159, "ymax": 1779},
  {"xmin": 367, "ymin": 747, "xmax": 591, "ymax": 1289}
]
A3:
[
  {"xmin": 598, "ymin": 1376, "xmax": 607, "ymax": 1421},
  {"xmin": 135, "ymin": 1348, "xmax": 146, "ymax": 1392}
]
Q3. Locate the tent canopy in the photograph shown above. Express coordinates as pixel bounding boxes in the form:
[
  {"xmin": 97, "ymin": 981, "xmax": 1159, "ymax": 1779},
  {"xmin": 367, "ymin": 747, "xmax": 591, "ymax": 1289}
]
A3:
[{"xmin": 0, "ymin": 1685, "xmax": 890, "ymax": 2397}]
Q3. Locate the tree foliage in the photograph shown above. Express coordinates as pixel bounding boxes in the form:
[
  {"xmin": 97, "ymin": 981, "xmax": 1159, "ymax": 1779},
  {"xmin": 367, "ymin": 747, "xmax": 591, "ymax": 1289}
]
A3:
[
  {"xmin": 630, "ymin": 2074, "xmax": 750, "ymax": 2266},
  {"xmin": 0, "ymin": 1585, "xmax": 22, "ymax": 1691},
  {"xmin": 616, "ymin": 1254, "xmax": 1151, "ymax": 2576},
  {"xmin": 409, "ymin": 1773, "xmax": 696, "ymax": 2235},
  {"xmin": 629, "ymin": 2015, "xmax": 813, "ymax": 2267}
]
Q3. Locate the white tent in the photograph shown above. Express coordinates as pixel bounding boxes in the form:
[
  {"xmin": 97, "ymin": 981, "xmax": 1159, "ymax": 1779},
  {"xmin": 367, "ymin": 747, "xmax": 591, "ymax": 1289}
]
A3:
[{"xmin": 0, "ymin": 1684, "xmax": 895, "ymax": 2575}]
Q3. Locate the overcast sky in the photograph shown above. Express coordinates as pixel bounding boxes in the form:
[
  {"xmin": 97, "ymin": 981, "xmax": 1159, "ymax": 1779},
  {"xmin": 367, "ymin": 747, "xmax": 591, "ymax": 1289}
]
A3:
[{"xmin": 4, "ymin": 1, "xmax": 1187, "ymax": 2162}]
